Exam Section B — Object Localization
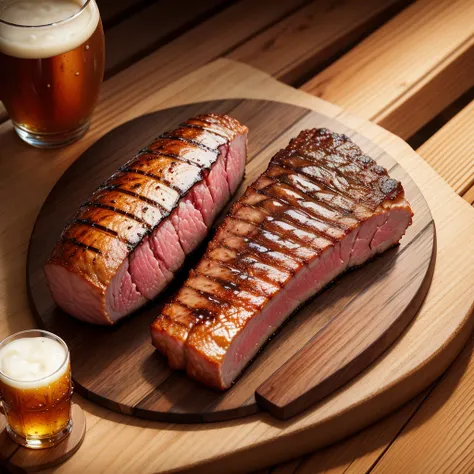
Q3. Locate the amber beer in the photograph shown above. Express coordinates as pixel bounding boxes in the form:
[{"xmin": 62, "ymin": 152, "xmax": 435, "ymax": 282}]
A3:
[
  {"xmin": 0, "ymin": 0, "xmax": 105, "ymax": 147},
  {"xmin": 0, "ymin": 330, "xmax": 73, "ymax": 449}
]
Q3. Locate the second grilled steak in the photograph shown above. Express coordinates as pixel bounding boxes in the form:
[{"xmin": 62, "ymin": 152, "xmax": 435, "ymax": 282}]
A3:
[
  {"xmin": 151, "ymin": 128, "xmax": 413, "ymax": 390},
  {"xmin": 45, "ymin": 114, "xmax": 248, "ymax": 325}
]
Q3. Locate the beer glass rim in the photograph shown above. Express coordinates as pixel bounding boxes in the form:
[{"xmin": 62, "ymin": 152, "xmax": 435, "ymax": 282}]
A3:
[
  {"xmin": 0, "ymin": 329, "xmax": 70, "ymax": 384},
  {"xmin": 0, "ymin": 0, "xmax": 93, "ymax": 28}
]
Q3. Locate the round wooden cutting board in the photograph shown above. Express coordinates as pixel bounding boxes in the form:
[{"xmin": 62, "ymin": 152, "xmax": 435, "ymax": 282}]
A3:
[{"xmin": 27, "ymin": 99, "xmax": 435, "ymax": 422}]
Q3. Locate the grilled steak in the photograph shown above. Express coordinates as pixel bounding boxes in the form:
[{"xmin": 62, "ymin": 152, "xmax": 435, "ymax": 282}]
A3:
[
  {"xmin": 151, "ymin": 128, "xmax": 413, "ymax": 390},
  {"xmin": 45, "ymin": 114, "xmax": 248, "ymax": 325}
]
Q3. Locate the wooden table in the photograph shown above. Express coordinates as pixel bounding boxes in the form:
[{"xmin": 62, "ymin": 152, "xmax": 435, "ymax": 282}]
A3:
[{"xmin": 0, "ymin": 0, "xmax": 473, "ymax": 472}]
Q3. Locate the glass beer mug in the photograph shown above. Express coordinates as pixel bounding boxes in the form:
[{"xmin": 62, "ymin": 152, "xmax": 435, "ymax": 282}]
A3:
[
  {"xmin": 0, "ymin": 330, "xmax": 73, "ymax": 449},
  {"xmin": 0, "ymin": 0, "xmax": 105, "ymax": 148}
]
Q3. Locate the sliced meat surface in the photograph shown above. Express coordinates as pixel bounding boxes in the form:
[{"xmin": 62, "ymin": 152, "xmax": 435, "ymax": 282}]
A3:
[
  {"xmin": 45, "ymin": 114, "xmax": 248, "ymax": 325},
  {"xmin": 151, "ymin": 128, "xmax": 413, "ymax": 390}
]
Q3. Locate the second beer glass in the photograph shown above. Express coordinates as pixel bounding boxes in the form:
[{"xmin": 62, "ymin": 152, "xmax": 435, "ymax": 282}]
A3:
[
  {"xmin": 0, "ymin": 0, "xmax": 105, "ymax": 147},
  {"xmin": 0, "ymin": 329, "xmax": 73, "ymax": 449}
]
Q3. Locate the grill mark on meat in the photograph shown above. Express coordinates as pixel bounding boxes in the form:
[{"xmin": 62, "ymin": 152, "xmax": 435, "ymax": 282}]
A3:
[
  {"xmin": 83, "ymin": 202, "xmax": 152, "ymax": 230},
  {"xmin": 160, "ymin": 311, "xmax": 190, "ymax": 329},
  {"xmin": 215, "ymin": 222, "xmax": 303, "ymax": 271},
  {"xmin": 160, "ymin": 134, "xmax": 218, "ymax": 154},
  {"xmin": 252, "ymin": 188, "xmax": 351, "ymax": 233},
  {"xmin": 73, "ymin": 219, "xmax": 136, "ymax": 250},
  {"xmin": 62, "ymin": 238, "xmax": 102, "ymax": 254},
  {"xmin": 297, "ymin": 149, "xmax": 402, "ymax": 200},
  {"xmin": 192, "ymin": 309, "xmax": 218, "ymax": 325},
  {"xmin": 124, "ymin": 168, "xmax": 185, "ymax": 195},
  {"xmin": 269, "ymin": 218, "xmax": 333, "ymax": 252},
  {"xmin": 258, "ymin": 228, "xmax": 317, "ymax": 262},
  {"xmin": 247, "ymin": 229, "xmax": 309, "ymax": 263},
  {"xmin": 266, "ymin": 171, "xmax": 364, "ymax": 216},
  {"xmin": 101, "ymin": 186, "xmax": 170, "ymax": 215},
  {"xmin": 176, "ymin": 300, "xmax": 218, "ymax": 324},
  {"xmin": 331, "ymin": 142, "xmax": 385, "ymax": 175},
  {"xmin": 184, "ymin": 283, "xmax": 259, "ymax": 312},
  {"xmin": 217, "ymin": 239, "xmax": 296, "ymax": 276},
  {"xmin": 266, "ymin": 182, "xmax": 361, "ymax": 224},
  {"xmin": 334, "ymin": 152, "xmax": 374, "ymax": 174},
  {"xmin": 206, "ymin": 252, "xmax": 285, "ymax": 288},
  {"xmin": 232, "ymin": 201, "xmax": 339, "ymax": 244},
  {"xmin": 240, "ymin": 240, "xmax": 300, "ymax": 272},
  {"xmin": 292, "ymin": 151, "xmax": 363, "ymax": 181},
  {"xmin": 271, "ymin": 153, "xmax": 376, "ymax": 203},
  {"xmin": 140, "ymin": 149, "xmax": 204, "ymax": 169},
  {"xmin": 178, "ymin": 123, "xmax": 229, "ymax": 140},
  {"xmin": 273, "ymin": 160, "xmax": 375, "ymax": 209},
  {"xmin": 227, "ymin": 213, "xmax": 326, "ymax": 253},
  {"xmin": 197, "ymin": 272, "xmax": 240, "ymax": 292},
  {"xmin": 197, "ymin": 257, "xmax": 279, "ymax": 298},
  {"xmin": 296, "ymin": 145, "xmax": 367, "ymax": 169},
  {"xmin": 257, "ymin": 181, "xmax": 356, "ymax": 230},
  {"xmin": 225, "ymin": 229, "xmax": 307, "ymax": 265},
  {"xmin": 194, "ymin": 270, "xmax": 269, "ymax": 301}
]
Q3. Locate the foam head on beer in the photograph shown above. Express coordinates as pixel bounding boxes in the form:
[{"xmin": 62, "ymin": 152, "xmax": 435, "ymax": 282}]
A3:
[
  {"xmin": 0, "ymin": 336, "xmax": 68, "ymax": 387},
  {"xmin": 0, "ymin": 0, "xmax": 100, "ymax": 59},
  {"xmin": 0, "ymin": 332, "xmax": 73, "ymax": 448},
  {"xmin": 0, "ymin": 0, "xmax": 104, "ymax": 147}
]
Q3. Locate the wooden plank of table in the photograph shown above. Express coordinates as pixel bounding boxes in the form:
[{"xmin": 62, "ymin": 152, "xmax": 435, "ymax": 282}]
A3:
[
  {"xmin": 369, "ymin": 334, "xmax": 474, "ymax": 474},
  {"xmin": 464, "ymin": 187, "xmax": 474, "ymax": 205},
  {"xmin": 301, "ymin": 0, "xmax": 474, "ymax": 140},
  {"xmin": 227, "ymin": 0, "xmax": 410, "ymax": 84},
  {"xmin": 103, "ymin": 0, "xmax": 231, "ymax": 78},
  {"xmin": 268, "ymin": 391, "xmax": 429, "ymax": 474},
  {"xmin": 417, "ymin": 100, "xmax": 474, "ymax": 200}
]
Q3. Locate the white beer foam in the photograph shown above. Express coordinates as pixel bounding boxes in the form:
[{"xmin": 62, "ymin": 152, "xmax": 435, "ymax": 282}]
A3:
[
  {"xmin": 0, "ymin": 337, "xmax": 68, "ymax": 389},
  {"xmin": 0, "ymin": 0, "xmax": 99, "ymax": 59}
]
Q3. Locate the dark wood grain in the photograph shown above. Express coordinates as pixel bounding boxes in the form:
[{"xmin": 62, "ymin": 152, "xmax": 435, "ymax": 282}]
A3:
[
  {"xmin": 103, "ymin": 0, "xmax": 231, "ymax": 79},
  {"xmin": 26, "ymin": 100, "xmax": 435, "ymax": 423},
  {"xmin": 227, "ymin": 0, "xmax": 411, "ymax": 85}
]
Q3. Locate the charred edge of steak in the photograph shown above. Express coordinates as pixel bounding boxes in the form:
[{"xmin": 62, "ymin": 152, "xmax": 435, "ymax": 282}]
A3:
[{"xmin": 48, "ymin": 114, "xmax": 248, "ymax": 264}]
